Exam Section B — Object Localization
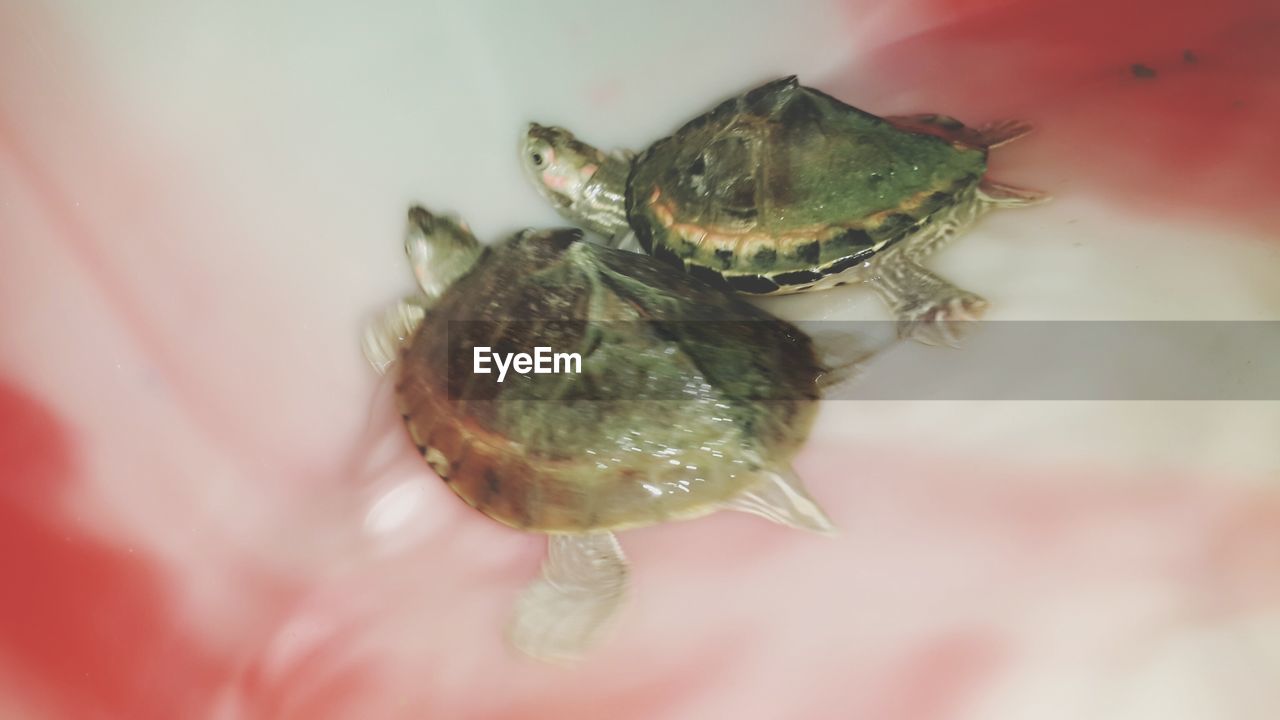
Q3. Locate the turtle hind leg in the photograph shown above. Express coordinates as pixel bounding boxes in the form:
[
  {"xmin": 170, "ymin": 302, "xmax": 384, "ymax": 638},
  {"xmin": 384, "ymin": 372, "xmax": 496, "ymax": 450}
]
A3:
[
  {"xmin": 975, "ymin": 119, "xmax": 1035, "ymax": 148},
  {"xmin": 726, "ymin": 467, "xmax": 836, "ymax": 535},
  {"xmin": 977, "ymin": 179, "xmax": 1050, "ymax": 208},
  {"xmin": 508, "ymin": 531, "xmax": 629, "ymax": 663},
  {"xmin": 868, "ymin": 247, "xmax": 988, "ymax": 348},
  {"xmin": 866, "ymin": 178, "xmax": 1045, "ymax": 346},
  {"xmin": 884, "ymin": 113, "xmax": 969, "ymax": 142},
  {"xmin": 886, "ymin": 114, "xmax": 1034, "ymax": 149}
]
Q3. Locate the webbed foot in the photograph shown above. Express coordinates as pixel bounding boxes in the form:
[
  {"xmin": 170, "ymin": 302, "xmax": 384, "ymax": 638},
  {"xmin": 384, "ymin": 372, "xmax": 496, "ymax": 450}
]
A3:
[
  {"xmin": 978, "ymin": 179, "xmax": 1051, "ymax": 208},
  {"xmin": 975, "ymin": 119, "xmax": 1035, "ymax": 148},
  {"xmin": 868, "ymin": 250, "xmax": 988, "ymax": 348},
  {"xmin": 509, "ymin": 532, "xmax": 629, "ymax": 663},
  {"xmin": 893, "ymin": 289, "xmax": 989, "ymax": 348},
  {"xmin": 727, "ymin": 467, "xmax": 835, "ymax": 535},
  {"xmin": 361, "ymin": 296, "xmax": 428, "ymax": 374}
]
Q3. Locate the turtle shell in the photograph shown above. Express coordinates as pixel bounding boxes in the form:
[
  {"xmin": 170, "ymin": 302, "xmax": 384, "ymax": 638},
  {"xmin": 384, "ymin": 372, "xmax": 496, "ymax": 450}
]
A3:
[
  {"xmin": 626, "ymin": 76, "xmax": 988, "ymax": 294},
  {"xmin": 395, "ymin": 228, "xmax": 824, "ymax": 533}
]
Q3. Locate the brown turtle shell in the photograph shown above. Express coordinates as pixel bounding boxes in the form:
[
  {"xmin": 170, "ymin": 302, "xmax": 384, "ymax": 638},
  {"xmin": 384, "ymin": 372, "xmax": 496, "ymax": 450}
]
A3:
[{"xmin": 395, "ymin": 228, "xmax": 824, "ymax": 533}]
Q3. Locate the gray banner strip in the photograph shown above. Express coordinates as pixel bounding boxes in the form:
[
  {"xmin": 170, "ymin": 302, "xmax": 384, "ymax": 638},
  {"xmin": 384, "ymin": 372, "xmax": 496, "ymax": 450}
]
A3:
[
  {"xmin": 820, "ymin": 321, "xmax": 1280, "ymax": 400},
  {"xmin": 441, "ymin": 321, "xmax": 1280, "ymax": 401}
]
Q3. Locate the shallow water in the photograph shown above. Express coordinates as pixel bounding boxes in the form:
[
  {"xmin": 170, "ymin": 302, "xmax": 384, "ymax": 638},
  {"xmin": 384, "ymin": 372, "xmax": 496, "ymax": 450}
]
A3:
[{"xmin": 2, "ymin": 0, "xmax": 1279, "ymax": 718}]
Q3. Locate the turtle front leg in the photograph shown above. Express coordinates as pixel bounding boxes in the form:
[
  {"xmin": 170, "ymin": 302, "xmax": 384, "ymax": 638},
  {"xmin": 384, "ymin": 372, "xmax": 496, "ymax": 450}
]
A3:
[
  {"xmin": 509, "ymin": 531, "xmax": 629, "ymax": 663},
  {"xmin": 867, "ymin": 247, "xmax": 988, "ymax": 347},
  {"xmin": 361, "ymin": 296, "xmax": 429, "ymax": 374}
]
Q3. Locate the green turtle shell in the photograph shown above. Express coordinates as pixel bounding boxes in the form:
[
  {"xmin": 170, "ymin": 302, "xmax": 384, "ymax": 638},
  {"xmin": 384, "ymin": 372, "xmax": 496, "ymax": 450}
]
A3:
[
  {"xmin": 626, "ymin": 76, "xmax": 988, "ymax": 294},
  {"xmin": 395, "ymin": 228, "xmax": 824, "ymax": 533}
]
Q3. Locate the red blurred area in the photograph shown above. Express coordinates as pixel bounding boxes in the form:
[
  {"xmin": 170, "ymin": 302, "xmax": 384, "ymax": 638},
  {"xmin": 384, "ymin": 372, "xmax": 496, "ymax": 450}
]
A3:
[
  {"xmin": 838, "ymin": 0, "xmax": 1280, "ymax": 233},
  {"xmin": 0, "ymin": 382, "xmax": 227, "ymax": 719}
]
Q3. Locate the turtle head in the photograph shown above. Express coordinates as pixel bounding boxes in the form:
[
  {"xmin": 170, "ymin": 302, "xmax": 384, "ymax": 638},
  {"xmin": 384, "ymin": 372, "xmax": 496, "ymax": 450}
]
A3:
[
  {"xmin": 521, "ymin": 123, "xmax": 606, "ymax": 213},
  {"xmin": 404, "ymin": 206, "xmax": 483, "ymax": 299}
]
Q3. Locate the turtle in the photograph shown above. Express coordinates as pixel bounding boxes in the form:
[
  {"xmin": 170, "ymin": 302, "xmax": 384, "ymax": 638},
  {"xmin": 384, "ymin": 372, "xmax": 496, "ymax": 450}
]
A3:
[
  {"xmin": 521, "ymin": 75, "xmax": 1049, "ymax": 346},
  {"xmin": 362, "ymin": 205, "xmax": 839, "ymax": 662}
]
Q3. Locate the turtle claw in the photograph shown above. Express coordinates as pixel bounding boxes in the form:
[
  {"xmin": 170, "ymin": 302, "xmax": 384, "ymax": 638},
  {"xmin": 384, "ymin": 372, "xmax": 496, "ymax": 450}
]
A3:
[{"xmin": 895, "ymin": 292, "xmax": 988, "ymax": 348}]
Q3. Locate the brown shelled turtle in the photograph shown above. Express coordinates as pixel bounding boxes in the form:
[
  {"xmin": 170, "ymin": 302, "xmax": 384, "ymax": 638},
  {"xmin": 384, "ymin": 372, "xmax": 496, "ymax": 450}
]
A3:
[{"xmin": 363, "ymin": 206, "xmax": 838, "ymax": 661}]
